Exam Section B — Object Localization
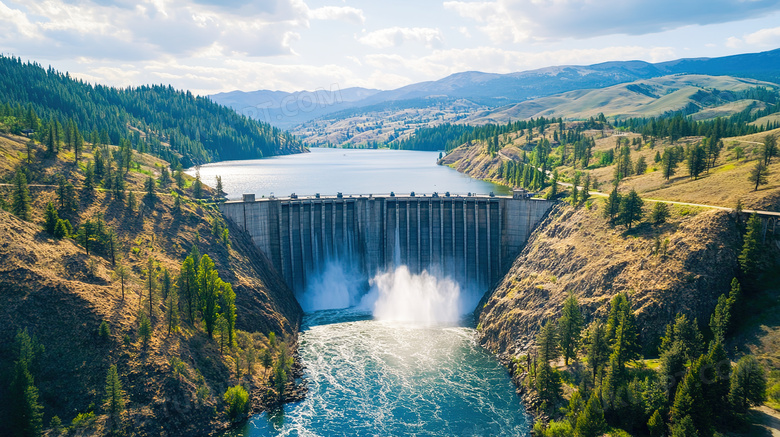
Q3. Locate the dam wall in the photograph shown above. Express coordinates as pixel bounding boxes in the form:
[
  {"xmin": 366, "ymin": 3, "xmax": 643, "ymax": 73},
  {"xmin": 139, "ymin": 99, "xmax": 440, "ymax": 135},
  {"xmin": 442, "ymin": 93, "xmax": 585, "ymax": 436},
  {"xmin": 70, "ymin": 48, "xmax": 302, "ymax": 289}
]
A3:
[{"xmin": 221, "ymin": 193, "xmax": 553, "ymax": 291}]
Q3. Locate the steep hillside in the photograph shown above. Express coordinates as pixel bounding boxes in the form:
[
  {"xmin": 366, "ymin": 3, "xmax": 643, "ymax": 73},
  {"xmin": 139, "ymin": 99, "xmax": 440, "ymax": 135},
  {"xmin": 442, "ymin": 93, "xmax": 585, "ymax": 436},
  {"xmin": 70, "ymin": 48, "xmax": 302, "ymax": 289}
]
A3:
[
  {"xmin": 0, "ymin": 56, "xmax": 306, "ymax": 166},
  {"xmin": 0, "ymin": 132, "xmax": 303, "ymax": 436},
  {"xmin": 477, "ymin": 203, "xmax": 741, "ymax": 357}
]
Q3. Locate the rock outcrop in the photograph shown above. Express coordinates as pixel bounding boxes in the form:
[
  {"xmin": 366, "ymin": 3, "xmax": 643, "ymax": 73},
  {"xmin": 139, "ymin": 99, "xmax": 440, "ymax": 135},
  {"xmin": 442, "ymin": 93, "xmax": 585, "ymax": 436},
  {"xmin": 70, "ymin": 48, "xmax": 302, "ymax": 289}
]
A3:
[{"xmin": 477, "ymin": 203, "xmax": 741, "ymax": 358}]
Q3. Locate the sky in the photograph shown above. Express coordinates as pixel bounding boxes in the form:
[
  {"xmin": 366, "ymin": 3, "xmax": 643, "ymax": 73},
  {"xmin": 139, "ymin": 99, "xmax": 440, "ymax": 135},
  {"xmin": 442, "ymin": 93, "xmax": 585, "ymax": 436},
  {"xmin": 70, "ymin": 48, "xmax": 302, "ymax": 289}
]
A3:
[{"xmin": 1, "ymin": 0, "xmax": 780, "ymax": 95}]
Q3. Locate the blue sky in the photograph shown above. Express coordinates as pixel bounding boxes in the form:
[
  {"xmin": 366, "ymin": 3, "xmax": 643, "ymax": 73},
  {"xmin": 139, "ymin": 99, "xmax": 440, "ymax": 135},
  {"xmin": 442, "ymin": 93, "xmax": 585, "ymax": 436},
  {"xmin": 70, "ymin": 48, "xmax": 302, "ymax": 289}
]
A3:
[{"xmin": 1, "ymin": 0, "xmax": 780, "ymax": 95}]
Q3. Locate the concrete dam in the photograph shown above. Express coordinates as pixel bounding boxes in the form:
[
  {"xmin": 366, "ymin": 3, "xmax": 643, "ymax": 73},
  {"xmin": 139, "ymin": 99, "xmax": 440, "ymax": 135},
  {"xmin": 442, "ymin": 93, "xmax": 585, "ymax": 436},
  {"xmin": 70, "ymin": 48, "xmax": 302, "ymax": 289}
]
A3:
[{"xmin": 221, "ymin": 192, "xmax": 554, "ymax": 292}]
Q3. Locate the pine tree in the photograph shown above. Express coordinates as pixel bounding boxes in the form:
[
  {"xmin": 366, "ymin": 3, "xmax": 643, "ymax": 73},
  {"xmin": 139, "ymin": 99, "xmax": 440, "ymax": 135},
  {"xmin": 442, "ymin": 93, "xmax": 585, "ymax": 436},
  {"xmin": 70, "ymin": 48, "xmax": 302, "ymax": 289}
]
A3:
[
  {"xmin": 687, "ymin": 144, "xmax": 706, "ymax": 179},
  {"xmin": 166, "ymin": 286, "xmax": 179, "ymax": 335},
  {"xmin": 180, "ymin": 256, "xmax": 197, "ymax": 323},
  {"xmin": 25, "ymin": 140, "xmax": 35, "ymax": 165},
  {"xmin": 581, "ymin": 173, "xmax": 590, "ymax": 204},
  {"xmin": 537, "ymin": 319, "xmax": 560, "ymax": 364},
  {"xmin": 671, "ymin": 415, "xmax": 698, "ymax": 437},
  {"xmin": 648, "ymin": 409, "xmax": 665, "ymax": 437},
  {"xmin": 650, "ymin": 201, "xmax": 670, "ymax": 225},
  {"xmin": 215, "ymin": 175, "xmax": 225, "ymax": 199},
  {"xmin": 660, "ymin": 341, "xmax": 687, "ymax": 398},
  {"xmin": 9, "ymin": 360, "xmax": 43, "ymax": 437},
  {"xmin": 617, "ymin": 189, "xmax": 644, "ymax": 230},
  {"xmin": 748, "ymin": 160, "xmax": 769, "ymax": 191},
  {"xmin": 173, "ymin": 194, "xmax": 182, "ymax": 214},
  {"xmin": 98, "ymin": 321, "xmax": 111, "ymax": 341},
  {"xmin": 709, "ymin": 293, "xmax": 732, "ymax": 345},
  {"xmin": 115, "ymin": 263, "xmax": 129, "ymax": 300},
  {"xmin": 586, "ymin": 322, "xmax": 610, "ymax": 384},
  {"xmin": 603, "ymin": 187, "xmax": 621, "ymax": 224},
  {"xmin": 216, "ymin": 314, "xmax": 229, "ymax": 355},
  {"xmin": 53, "ymin": 218, "xmax": 71, "ymax": 239},
  {"xmin": 146, "ymin": 256, "xmax": 156, "ymax": 321},
  {"xmin": 659, "ymin": 313, "xmax": 704, "ymax": 362},
  {"xmin": 83, "ymin": 162, "xmax": 95, "ymax": 199},
  {"xmin": 43, "ymin": 202, "xmax": 59, "ymax": 234},
  {"xmin": 127, "ymin": 190, "xmax": 136, "ymax": 212},
  {"xmin": 221, "ymin": 281, "xmax": 237, "ymax": 346},
  {"xmin": 558, "ymin": 293, "xmax": 584, "ymax": 366},
  {"xmin": 198, "ymin": 255, "xmax": 221, "ymax": 338},
  {"xmin": 729, "ymin": 355, "xmax": 767, "ymax": 413},
  {"xmin": 571, "ymin": 172, "xmax": 580, "ymax": 206},
  {"xmin": 535, "ymin": 361, "xmax": 562, "ymax": 404},
  {"xmin": 575, "ymin": 392, "xmax": 606, "ymax": 437},
  {"xmin": 192, "ymin": 171, "xmax": 203, "ymax": 198},
  {"xmin": 661, "ymin": 148, "xmax": 678, "ymax": 180},
  {"xmin": 739, "ymin": 214, "xmax": 763, "ymax": 277},
  {"xmin": 138, "ymin": 312, "xmax": 152, "ymax": 345},
  {"xmin": 706, "ymin": 341, "xmax": 731, "ymax": 419},
  {"xmin": 144, "ymin": 175, "xmax": 156, "ymax": 204},
  {"xmin": 74, "ymin": 130, "xmax": 84, "ymax": 162},
  {"xmin": 634, "ymin": 155, "xmax": 647, "ymax": 175},
  {"xmin": 104, "ymin": 364, "xmax": 125, "ymax": 426},
  {"xmin": 763, "ymin": 134, "xmax": 777, "ymax": 165},
  {"xmin": 672, "ymin": 356, "xmax": 713, "ymax": 435},
  {"xmin": 12, "ymin": 170, "xmax": 31, "ymax": 220}
]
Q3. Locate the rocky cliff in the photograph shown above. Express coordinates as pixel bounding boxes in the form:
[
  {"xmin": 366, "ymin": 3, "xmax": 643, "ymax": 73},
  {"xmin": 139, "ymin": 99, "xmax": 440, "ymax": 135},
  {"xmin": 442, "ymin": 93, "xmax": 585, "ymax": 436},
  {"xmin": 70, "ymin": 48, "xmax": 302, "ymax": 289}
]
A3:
[{"xmin": 477, "ymin": 202, "xmax": 742, "ymax": 358}]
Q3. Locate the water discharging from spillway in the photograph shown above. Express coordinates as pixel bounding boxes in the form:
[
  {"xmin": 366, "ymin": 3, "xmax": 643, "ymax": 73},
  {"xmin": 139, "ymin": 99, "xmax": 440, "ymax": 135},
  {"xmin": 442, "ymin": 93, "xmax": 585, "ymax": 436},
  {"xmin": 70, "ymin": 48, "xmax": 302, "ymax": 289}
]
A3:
[{"xmin": 226, "ymin": 258, "xmax": 531, "ymax": 437}]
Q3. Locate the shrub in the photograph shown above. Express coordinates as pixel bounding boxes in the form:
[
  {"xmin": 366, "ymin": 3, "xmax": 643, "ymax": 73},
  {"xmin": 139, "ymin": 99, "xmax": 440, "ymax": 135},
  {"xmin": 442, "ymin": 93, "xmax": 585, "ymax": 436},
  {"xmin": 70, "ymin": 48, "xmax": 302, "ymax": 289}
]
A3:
[
  {"xmin": 223, "ymin": 385, "xmax": 249, "ymax": 421},
  {"xmin": 768, "ymin": 382, "xmax": 780, "ymax": 402},
  {"xmin": 71, "ymin": 411, "xmax": 96, "ymax": 429},
  {"xmin": 98, "ymin": 321, "xmax": 111, "ymax": 341}
]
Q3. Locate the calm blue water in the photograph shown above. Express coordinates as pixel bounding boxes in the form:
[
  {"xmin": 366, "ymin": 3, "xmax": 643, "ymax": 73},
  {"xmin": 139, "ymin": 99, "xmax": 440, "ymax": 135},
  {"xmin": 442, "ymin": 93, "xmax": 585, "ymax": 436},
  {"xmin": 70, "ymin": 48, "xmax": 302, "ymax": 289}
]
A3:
[
  {"xmin": 207, "ymin": 148, "xmax": 529, "ymax": 436},
  {"xmin": 189, "ymin": 148, "xmax": 510, "ymax": 200}
]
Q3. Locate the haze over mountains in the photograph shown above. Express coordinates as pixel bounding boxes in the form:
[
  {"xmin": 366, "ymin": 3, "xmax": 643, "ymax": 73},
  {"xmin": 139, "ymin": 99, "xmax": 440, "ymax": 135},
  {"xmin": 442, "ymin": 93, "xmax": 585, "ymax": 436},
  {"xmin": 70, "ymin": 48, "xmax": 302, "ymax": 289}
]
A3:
[{"xmin": 210, "ymin": 48, "xmax": 780, "ymax": 134}]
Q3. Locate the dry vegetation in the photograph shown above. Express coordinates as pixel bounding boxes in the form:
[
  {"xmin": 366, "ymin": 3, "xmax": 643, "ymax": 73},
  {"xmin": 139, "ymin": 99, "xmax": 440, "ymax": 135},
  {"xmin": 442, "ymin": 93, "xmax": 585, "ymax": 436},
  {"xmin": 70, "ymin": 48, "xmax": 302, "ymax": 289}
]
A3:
[
  {"xmin": 0, "ymin": 132, "xmax": 302, "ymax": 436},
  {"xmin": 478, "ymin": 202, "xmax": 742, "ymax": 358}
]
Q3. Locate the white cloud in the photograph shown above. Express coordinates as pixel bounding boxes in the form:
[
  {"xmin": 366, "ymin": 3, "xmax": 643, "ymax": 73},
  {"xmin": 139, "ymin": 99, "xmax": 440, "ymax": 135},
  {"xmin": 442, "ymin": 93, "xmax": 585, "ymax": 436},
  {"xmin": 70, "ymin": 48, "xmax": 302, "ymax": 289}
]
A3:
[
  {"xmin": 725, "ymin": 36, "xmax": 742, "ymax": 49},
  {"xmin": 0, "ymin": 0, "xmax": 309, "ymax": 60},
  {"xmin": 309, "ymin": 6, "xmax": 365, "ymax": 25},
  {"xmin": 744, "ymin": 26, "xmax": 780, "ymax": 46},
  {"xmin": 444, "ymin": 1, "xmax": 528, "ymax": 43},
  {"xmin": 447, "ymin": 0, "xmax": 780, "ymax": 41},
  {"xmin": 358, "ymin": 27, "xmax": 444, "ymax": 49}
]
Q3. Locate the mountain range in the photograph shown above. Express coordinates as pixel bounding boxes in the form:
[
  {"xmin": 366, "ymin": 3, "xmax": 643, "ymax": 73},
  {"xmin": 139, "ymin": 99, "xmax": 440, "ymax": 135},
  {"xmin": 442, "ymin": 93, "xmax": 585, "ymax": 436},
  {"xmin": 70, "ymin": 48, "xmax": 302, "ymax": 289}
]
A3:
[{"xmin": 209, "ymin": 48, "xmax": 780, "ymax": 132}]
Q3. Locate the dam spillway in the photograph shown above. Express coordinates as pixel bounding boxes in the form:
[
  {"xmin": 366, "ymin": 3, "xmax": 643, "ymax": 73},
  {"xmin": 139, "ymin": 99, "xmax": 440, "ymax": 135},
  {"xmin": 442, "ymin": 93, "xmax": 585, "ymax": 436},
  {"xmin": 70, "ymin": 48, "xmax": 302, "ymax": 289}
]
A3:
[{"xmin": 221, "ymin": 193, "xmax": 553, "ymax": 292}]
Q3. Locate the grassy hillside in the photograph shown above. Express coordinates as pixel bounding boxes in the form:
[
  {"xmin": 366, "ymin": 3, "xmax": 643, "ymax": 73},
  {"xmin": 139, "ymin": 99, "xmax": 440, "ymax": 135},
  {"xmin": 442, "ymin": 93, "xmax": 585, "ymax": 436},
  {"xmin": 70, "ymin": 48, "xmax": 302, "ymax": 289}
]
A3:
[
  {"xmin": 0, "ymin": 56, "xmax": 306, "ymax": 167},
  {"xmin": 464, "ymin": 75, "xmax": 779, "ymax": 125},
  {"xmin": 0, "ymin": 131, "xmax": 303, "ymax": 436}
]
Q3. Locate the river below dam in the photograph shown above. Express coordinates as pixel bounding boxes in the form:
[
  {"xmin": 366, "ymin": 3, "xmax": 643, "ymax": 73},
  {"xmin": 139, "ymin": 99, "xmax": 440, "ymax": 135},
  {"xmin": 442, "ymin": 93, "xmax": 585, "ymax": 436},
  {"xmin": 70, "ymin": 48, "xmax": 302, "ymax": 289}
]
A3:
[{"xmin": 196, "ymin": 148, "xmax": 530, "ymax": 436}]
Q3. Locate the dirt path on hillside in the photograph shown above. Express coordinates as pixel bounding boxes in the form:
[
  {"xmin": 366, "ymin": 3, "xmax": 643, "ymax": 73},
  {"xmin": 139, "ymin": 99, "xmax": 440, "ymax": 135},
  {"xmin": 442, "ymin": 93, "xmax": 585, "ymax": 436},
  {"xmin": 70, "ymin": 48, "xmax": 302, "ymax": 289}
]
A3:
[{"xmin": 555, "ymin": 181, "xmax": 780, "ymax": 216}]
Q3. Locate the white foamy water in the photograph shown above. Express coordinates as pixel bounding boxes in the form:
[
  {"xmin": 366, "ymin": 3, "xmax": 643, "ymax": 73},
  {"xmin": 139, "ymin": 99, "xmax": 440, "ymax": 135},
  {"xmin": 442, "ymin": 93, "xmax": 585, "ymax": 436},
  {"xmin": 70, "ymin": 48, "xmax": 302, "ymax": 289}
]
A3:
[
  {"xmin": 364, "ymin": 266, "xmax": 462, "ymax": 325},
  {"xmin": 227, "ymin": 309, "xmax": 531, "ymax": 437}
]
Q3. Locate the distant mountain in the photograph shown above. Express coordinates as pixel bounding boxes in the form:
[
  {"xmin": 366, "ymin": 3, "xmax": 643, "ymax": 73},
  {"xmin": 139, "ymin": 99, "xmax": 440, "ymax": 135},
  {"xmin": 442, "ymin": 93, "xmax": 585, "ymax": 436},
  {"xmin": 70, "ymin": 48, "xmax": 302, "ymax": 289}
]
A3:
[{"xmin": 210, "ymin": 87, "xmax": 380, "ymax": 130}]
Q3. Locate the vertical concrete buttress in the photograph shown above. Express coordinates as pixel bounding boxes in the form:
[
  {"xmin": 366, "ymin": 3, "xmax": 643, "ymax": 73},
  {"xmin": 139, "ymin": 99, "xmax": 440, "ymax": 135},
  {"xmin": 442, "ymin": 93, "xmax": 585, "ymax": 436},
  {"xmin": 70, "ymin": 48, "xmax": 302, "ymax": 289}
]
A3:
[{"xmin": 221, "ymin": 195, "xmax": 552, "ymax": 292}]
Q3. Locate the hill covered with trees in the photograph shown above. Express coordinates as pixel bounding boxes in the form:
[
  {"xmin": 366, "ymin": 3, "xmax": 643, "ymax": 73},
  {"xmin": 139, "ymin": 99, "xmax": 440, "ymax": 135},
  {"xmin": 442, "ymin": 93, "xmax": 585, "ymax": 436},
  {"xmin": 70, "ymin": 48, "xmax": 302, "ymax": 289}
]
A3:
[
  {"xmin": 0, "ymin": 56, "xmax": 306, "ymax": 167},
  {"xmin": 0, "ymin": 100, "xmax": 304, "ymax": 434}
]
